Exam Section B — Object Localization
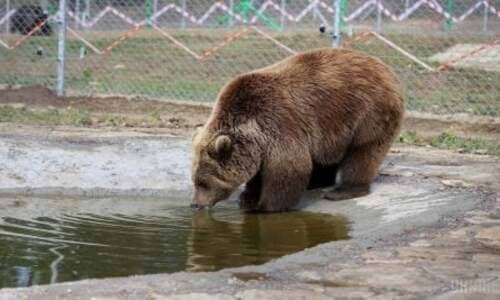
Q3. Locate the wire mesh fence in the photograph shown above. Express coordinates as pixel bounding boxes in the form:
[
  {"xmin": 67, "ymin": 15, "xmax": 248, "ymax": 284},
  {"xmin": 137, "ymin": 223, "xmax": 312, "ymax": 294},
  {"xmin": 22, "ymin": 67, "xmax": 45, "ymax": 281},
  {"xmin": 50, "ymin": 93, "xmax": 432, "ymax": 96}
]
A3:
[{"xmin": 0, "ymin": 1, "xmax": 499, "ymax": 117}]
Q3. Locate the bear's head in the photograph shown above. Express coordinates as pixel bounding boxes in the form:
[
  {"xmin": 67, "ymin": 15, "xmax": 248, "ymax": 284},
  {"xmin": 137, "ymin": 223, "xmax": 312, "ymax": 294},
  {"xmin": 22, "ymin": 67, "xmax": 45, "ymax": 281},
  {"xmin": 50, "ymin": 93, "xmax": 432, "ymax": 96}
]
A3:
[{"xmin": 191, "ymin": 126, "xmax": 260, "ymax": 209}]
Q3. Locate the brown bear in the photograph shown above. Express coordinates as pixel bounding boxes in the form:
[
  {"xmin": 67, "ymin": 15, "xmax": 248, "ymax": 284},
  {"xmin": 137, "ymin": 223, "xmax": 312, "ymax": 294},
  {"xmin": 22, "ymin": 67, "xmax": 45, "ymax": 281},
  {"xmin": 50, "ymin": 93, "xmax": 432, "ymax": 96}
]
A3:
[{"xmin": 191, "ymin": 48, "xmax": 404, "ymax": 212}]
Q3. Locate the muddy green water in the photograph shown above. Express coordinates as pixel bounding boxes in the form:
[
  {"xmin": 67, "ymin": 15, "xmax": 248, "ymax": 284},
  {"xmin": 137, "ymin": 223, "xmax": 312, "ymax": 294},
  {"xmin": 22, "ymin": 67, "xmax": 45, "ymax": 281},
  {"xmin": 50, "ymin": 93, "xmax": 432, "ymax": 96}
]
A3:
[{"xmin": 0, "ymin": 201, "xmax": 349, "ymax": 288}]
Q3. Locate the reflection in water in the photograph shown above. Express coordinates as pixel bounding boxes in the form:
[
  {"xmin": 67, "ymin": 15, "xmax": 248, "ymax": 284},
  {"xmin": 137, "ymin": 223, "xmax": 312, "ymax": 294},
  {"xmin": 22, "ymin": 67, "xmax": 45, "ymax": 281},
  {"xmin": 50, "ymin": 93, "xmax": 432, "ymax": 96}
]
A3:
[
  {"xmin": 187, "ymin": 210, "xmax": 350, "ymax": 271},
  {"xmin": 0, "ymin": 206, "xmax": 349, "ymax": 288},
  {"xmin": 49, "ymin": 245, "xmax": 67, "ymax": 284}
]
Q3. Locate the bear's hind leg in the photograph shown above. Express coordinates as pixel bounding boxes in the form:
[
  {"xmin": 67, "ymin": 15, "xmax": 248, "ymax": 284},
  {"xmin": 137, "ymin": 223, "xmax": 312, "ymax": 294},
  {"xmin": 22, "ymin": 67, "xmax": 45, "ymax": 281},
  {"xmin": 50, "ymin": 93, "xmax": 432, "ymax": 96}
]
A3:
[{"xmin": 325, "ymin": 140, "xmax": 391, "ymax": 201}]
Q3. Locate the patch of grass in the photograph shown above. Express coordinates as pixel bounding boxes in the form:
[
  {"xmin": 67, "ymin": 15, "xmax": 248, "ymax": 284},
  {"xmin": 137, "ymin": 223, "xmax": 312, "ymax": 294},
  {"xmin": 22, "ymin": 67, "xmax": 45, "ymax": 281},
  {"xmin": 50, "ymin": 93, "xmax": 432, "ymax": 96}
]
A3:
[
  {"xmin": 0, "ymin": 105, "xmax": 184, "ymax": 129},
  {"xmin": 62, "ymin": 107, "xmax": 93, "ymax": 126},
  {"xmin": 0, "ymin": 105, "xmax": 91, "ymax": 126},
  {"xmin": 96, "ymin": 114, "xmax": 129, "ymax": 127},
  {"xmin": 399, "ymin": 130, "xmax": 500, "ymax": 156},
  {"xmin": 399, "ymin": 131, "xmax": 425, "ymax": 145},
  {"xmin": 430, "ymin": 131, "xmax": 494, "ymax": 154}
]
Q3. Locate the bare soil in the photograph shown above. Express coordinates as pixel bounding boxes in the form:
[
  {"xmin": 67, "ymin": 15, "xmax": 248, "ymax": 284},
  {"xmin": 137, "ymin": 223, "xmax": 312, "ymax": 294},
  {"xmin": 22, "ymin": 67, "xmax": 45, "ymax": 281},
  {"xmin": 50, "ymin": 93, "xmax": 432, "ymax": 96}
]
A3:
[
  {"xmin": 1, "ymin": 86, "xmax": 499, "ymax": 140},
  {"xmin": 0, "ymin": 86, "xmax": 211, "ymax": 136}
]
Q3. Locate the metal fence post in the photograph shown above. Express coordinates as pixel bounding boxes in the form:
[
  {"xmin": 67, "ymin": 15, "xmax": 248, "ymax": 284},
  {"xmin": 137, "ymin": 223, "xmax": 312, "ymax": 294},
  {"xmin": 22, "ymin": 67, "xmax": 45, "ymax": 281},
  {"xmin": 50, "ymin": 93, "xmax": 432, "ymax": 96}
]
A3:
[
  {"xmin": 333, "ymin": 0, "xmax": 341, "ymax": 47},
  {"xmin": 181, "ymin": 0, "xmax": 187, "ymax": 29},
  {"xmin": 83, "ymin": 0, "xmax": 90, "ymax": 31},
  {"xmin": 5, "ymin": 0, "xmax": 10, "ymax": 33},
  {"xmin": 483, "ymin": 1, "xmax": 489, "ymax": 33},
  {"xmin": 280, "ymin": 0, "xmax": 286, "ymax": 31},
  {"xmin": 154, "ymin": 0, "xmax": 158, "ymax": 20},
  {"xmin": 229, "ymin": 0, "xmax": 234, "ymax": 27},
  {"xmin": 314, "ymin": 1, "xmax": 320, "ymax": 21},
  {"xmin": 75, "ymin": 0, "xmax": 80, "ymax": 30},
  {"xmin": 56, "ymin": 0, "xmax": 67, "ymax": 97},
  {"xmin": 376, "ymin": 0, "xmax": 382, "ymax": 32}
]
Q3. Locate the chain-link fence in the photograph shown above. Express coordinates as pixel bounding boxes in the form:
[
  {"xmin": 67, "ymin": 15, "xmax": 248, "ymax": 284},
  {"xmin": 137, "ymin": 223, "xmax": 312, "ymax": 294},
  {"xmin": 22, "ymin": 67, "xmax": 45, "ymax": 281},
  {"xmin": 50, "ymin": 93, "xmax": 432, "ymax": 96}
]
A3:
[{"xmin": 0, "ymin": 1, "xmax": 499, "ymax": 116}]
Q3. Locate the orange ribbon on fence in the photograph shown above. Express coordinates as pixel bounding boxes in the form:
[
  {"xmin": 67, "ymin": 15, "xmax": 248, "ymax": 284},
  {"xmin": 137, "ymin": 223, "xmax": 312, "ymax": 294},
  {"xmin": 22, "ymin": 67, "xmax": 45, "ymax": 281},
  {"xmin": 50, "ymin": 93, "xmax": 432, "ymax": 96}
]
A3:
[
  {"xmin": 342, "ymin": 31, "xmax": 372, "ymax": 48},
  {"xmin": 10, "ymin": 18, "xmax": 51, "ymax": 49},
  {"xmin": 101, "ymin": 25, "xmax": 143, "ymax": 55},
  {"xmin": 436, "ymin": 38, "xmax": 500, "ymax": 71},
  {"xmin": 199, "ymin": 28, "xmax": 250, "ymax": 60}
]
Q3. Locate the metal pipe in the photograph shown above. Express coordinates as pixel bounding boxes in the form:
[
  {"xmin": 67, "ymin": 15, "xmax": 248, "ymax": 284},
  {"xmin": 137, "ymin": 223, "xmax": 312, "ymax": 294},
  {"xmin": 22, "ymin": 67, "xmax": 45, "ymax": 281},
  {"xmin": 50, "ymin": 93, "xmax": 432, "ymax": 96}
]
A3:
[
  {"xmin": 181, "ymin": 0, "xmax": 186, "ymax": 29},
  {"xmin": 83, "ymin": 0, "xmax": 90, "ymax": 31},
  {"xmin": 229, "ymin": 0, "xmax": 234, "ymax": 27},
  {"xmin": 333, "ymin": 0, "xmax": 341, "ymax": 47},
  {"xmin": 483, "ymin": 0, "xmax": 489, "ymax": 33},
  {"xmin": 56, "ymin": 0, "xmax": 67, "ymax": 97},
  {"xmin": 154, "ymin": 0, "xmax": 158, "ymax": 19},
  {"xmin": 75, "ymin": 0, "xmax": 80, "ymax": 30},
  {"xmin": 5, "ymin": 0, "xmax": 10, "ymax": 34},
  {"xmin": 280, "ymin": 0, "xmax": 286, "ymax": 31},
  {"xmin": 376, "ymin": 0, "xmax": 382, "ymax": 32}
]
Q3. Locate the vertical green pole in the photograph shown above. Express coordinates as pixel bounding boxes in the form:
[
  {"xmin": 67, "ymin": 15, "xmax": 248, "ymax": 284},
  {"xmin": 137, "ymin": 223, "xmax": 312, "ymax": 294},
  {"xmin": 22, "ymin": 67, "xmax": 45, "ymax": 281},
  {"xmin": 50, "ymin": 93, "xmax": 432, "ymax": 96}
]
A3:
[
  {"xmin": 444, "ymin": 0, "xmax": 453, "ymax": 32},
  {"xmin": 340, "ymin": 0, "xmax": 348, "ymax": 29},
  {"xmin": 146, "ymin": 0, "xmax": 153, "ymax": 27},
  {"xmin": 47, "ymin": 2, "xmax": 57, "ymax": 15},
  {"xmin": 47, "ymin": 1, "xmax": 57, "ymax": 30},
  {"xmin": 241, "ymin": 0, "xmax": 250, "ymax": 22}
]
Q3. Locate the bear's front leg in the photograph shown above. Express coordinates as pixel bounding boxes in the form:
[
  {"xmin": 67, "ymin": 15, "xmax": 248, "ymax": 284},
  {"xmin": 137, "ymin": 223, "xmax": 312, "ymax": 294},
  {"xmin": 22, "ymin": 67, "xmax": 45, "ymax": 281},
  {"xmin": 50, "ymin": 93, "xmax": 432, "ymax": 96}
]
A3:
[{"xmin": 257, "ymin": 145, "xmax": 312, "ymax": 212}]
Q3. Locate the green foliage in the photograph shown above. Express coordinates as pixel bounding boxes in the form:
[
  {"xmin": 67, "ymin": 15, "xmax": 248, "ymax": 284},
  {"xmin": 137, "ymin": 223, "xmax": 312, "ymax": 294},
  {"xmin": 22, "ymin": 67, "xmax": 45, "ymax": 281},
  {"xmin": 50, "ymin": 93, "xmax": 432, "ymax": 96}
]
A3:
[
  {"xmin": 0, "ymin": 105, "xmax": 91, "ymax": 126},
  {"xmin": 430, "ymin": 131, "xmax": 492, "ymax": 154},
  {"xmin": 399, "ymin": 130, "xmax": 500, "ymax": 156},
  {"xmin": 82, "ymin": 68, "xmax": 93, "ymax": 83},
  {"xmin": 399, "ymin": 131, "xmax": 423, "ymax": 144}
]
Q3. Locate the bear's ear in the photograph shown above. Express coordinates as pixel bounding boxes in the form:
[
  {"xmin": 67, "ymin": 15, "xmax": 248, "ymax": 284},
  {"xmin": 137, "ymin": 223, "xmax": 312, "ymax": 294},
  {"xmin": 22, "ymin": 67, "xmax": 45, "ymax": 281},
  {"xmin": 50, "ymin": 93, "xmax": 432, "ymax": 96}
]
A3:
[{"xmin": 213, "ymin": 135, "xmax": 233, "ymax": 157}]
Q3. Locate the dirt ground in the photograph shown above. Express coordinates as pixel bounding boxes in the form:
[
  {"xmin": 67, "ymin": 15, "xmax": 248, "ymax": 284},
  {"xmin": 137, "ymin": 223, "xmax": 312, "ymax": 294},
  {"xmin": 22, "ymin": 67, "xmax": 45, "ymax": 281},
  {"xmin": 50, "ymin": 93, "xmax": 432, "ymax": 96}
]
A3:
[
  {"xmin": 0, "ymin": 86, "xmax": 498, "ymax": 140},
  {"xmin": 0, "ymin": 86, "xmax": 209, "ymax": 116},
  {"xmin": 0, "ymin": 86, "xmax": 211, "ymax": 136}
]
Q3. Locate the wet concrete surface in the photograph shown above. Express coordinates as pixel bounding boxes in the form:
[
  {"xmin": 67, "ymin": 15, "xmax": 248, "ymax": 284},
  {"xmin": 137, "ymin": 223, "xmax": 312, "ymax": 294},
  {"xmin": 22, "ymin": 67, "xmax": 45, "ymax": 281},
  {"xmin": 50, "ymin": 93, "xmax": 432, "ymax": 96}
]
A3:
[{"xmin": 0, "ymin": 126, "xmax": 499, "ymax": 299}]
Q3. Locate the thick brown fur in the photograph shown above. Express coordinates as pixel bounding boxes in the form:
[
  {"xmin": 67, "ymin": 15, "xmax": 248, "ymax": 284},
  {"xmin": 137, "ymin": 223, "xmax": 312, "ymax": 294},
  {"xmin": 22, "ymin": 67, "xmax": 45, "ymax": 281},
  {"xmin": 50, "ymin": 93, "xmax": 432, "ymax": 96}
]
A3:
[{"xmin": 191, "ymin": 48, "xmax": 404, "ymax": 212}]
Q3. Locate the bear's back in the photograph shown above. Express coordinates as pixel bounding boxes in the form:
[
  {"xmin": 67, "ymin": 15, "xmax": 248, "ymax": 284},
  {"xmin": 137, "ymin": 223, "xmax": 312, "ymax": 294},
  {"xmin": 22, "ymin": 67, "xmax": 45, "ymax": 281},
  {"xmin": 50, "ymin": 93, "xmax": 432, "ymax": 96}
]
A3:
[{"xmin": 209, "ymin": 48, "xmax": 403, "ymax": 152}]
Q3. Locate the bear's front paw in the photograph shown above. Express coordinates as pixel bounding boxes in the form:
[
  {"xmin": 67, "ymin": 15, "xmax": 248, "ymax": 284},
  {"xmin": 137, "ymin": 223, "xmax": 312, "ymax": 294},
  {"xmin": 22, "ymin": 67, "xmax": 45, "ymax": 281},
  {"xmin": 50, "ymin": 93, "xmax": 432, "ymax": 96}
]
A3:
[
  {"xmin": 323, "ymin": 185, "xmax": 370, "ymax": 201},
  {"xmin": 239, "ymin": 191, "xmax": 259, "ymax": 210}
]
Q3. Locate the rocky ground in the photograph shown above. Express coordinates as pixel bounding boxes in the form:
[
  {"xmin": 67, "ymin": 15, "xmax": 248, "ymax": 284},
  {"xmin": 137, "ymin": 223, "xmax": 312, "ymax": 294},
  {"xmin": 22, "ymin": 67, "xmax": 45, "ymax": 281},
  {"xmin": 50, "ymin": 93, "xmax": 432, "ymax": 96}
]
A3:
[{"xmin": 0, "ymin": 125, "xmax": 498, "ymax": 300}]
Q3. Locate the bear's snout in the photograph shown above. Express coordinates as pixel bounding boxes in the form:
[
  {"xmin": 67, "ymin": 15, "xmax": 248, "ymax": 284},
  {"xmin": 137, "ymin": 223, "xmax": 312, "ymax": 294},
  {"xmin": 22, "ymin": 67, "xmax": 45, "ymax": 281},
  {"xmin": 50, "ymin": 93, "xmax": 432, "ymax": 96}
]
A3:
[{"xmin": 192, "ymin": 191, "xmax": 217, "ymax": 209}]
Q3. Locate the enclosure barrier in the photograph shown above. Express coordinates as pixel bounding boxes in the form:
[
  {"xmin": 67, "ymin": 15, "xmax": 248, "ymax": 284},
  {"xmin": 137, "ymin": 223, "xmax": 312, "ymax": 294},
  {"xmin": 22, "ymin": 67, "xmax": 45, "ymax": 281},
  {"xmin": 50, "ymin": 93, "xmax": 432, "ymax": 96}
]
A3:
[{"xmin": 0, "ymin": 0, "xmax": 499, "ymax": 117}]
